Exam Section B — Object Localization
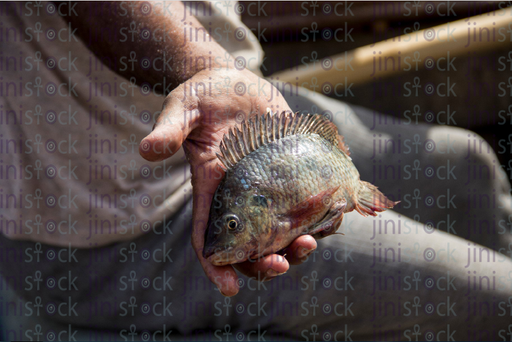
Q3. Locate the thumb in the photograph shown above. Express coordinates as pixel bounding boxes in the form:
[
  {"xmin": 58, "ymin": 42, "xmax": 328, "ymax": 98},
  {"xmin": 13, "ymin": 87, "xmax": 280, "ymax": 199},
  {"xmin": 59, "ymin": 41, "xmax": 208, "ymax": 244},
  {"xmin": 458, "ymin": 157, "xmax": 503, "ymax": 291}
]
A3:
[{"xmin": 139, "ymin": 84, "xmax": 201, "ymax": 162}]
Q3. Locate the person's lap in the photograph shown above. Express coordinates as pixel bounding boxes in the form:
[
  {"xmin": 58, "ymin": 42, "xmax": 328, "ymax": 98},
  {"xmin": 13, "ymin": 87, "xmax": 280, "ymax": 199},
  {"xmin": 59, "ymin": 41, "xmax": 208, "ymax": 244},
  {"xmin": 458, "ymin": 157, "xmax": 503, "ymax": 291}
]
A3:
[{"xmin": 4, "ymin": 201, "xmax": 511, "ymax": 341}]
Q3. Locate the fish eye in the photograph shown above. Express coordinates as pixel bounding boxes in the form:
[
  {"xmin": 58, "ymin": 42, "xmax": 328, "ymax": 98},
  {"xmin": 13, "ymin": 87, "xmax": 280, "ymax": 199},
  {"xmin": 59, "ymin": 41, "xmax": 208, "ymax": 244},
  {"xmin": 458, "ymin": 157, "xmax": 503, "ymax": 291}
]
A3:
[
  {"xmin": 228, "ymin": 220, "xmax": 237, "ymax": 230},
  {"xmin": 225, "ymin": 215, "xmax": 241, "ymax": 231}
]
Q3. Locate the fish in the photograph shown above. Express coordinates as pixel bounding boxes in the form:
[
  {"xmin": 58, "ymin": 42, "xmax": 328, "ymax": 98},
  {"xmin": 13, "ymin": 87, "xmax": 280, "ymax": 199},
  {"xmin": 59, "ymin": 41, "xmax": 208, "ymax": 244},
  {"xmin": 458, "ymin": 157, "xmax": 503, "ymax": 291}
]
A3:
[{"xmin": 203, "ymin": 110, "xmax": 397, "ymax": 266}]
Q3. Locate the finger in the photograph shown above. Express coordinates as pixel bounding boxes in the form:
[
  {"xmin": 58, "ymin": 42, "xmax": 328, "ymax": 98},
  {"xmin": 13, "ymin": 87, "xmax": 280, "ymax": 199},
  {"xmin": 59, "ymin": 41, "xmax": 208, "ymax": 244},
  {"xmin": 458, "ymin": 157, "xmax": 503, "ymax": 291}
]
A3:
[
  {"xmin": 198, "ymin": 255, "xmax": 241, "ymax": 297},
  {"xmin": 281, "ymin": 235, "xmax": 317, "ymax": 265},
  {"xmin": 234, "ymin": 254, "xmax": 289, "ymax": 281},
  {"xmin": 139, "ymin": 83, "xmax": 201, "ymax": 162}
]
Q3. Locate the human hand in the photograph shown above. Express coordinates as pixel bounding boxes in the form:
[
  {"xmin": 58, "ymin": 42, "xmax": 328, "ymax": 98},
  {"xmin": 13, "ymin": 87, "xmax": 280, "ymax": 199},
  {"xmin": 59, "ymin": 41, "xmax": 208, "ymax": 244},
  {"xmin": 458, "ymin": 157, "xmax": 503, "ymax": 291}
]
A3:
[{"xmin": 139, "ymin": 67, "xmax": 317, "ymax": 296}]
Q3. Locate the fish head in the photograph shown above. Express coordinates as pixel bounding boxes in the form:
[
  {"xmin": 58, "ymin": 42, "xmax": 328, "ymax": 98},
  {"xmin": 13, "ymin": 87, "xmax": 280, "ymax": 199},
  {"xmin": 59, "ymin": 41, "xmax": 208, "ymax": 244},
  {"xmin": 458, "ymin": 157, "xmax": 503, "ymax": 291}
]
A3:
[{"xmin": 203, "ymin": 188, "xmax": 274, "ymax": 266}]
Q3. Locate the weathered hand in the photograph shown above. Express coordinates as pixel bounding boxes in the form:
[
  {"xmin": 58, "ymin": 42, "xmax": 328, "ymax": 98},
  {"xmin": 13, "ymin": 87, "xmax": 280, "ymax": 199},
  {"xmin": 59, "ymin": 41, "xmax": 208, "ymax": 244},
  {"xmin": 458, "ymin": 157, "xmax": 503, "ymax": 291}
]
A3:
[{"xmin": 139, "ymin": 68, "xmax": 317, "ymax": 296}]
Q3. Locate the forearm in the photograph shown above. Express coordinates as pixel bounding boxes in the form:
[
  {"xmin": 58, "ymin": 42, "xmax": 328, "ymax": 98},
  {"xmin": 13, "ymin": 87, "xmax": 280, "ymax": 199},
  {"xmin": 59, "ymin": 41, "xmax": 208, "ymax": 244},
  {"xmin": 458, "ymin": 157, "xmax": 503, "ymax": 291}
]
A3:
[{"xmin": 63, "ymin": 1, "xmax": 230, "ymax": 94}]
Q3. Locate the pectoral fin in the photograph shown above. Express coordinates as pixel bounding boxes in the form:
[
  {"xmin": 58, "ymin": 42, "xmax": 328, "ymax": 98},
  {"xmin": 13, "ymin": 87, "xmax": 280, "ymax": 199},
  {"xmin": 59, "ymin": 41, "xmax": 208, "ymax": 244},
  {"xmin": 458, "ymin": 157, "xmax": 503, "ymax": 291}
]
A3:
[
  {"xmin": 287, "ymin": 186, "xmax": 340, "ymax": 229},
  {"xmin": 307, "ymin": 200, "xmax": 347, "ymax": 239}
]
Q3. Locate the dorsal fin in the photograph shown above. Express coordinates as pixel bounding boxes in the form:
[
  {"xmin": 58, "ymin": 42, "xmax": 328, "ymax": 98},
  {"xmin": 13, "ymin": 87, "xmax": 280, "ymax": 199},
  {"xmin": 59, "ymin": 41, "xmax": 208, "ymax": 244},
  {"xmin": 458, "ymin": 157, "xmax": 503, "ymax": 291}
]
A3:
[{"xmin": 217, "ymin": 109, "xmax": 347, "ymax": 170}]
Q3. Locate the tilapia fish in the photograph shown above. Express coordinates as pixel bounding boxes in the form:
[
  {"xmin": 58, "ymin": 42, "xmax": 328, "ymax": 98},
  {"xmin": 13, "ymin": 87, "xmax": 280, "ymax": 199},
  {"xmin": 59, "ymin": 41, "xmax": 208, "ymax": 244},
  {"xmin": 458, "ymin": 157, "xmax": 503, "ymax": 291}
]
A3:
[{"xmin": 203, "ymin": 110, "xmax": 397, "ymax": 266}]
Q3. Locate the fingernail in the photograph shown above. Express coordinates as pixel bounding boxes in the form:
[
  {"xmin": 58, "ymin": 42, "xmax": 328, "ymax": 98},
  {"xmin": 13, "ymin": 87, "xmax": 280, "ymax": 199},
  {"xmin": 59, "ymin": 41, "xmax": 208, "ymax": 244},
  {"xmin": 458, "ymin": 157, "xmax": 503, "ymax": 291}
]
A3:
[
  {"xmin": 266, "ymin": 269, "xmax": 286, "ymax": 278},
  {"xmin": 297, "ymin": 247, "xmax": 314, "ymax": 259}
]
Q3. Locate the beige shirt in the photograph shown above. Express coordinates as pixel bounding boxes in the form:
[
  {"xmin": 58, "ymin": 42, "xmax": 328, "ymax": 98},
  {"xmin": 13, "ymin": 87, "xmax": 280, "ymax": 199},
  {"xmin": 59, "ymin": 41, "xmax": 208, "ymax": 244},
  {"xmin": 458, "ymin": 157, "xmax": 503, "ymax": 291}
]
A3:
[{"xmin": 1, "ymin": 1, "xmax": 263, "ymax": 247}]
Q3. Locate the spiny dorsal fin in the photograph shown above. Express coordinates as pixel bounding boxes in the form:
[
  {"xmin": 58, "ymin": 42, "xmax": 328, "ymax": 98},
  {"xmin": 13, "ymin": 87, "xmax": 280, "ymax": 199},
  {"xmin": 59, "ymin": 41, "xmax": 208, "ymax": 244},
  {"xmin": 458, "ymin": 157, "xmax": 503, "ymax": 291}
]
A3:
[{"xmin": 217, "ymin": 109, "xmax": 347, "ymax": 170}]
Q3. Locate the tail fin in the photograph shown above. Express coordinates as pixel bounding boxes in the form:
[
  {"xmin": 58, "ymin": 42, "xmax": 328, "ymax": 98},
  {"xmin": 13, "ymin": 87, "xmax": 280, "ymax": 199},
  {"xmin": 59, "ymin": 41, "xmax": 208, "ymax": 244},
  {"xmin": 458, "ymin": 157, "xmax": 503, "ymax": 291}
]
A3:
[{"xmin": 355, "ymin": 181, "xmax": 399, "ymax": 217}]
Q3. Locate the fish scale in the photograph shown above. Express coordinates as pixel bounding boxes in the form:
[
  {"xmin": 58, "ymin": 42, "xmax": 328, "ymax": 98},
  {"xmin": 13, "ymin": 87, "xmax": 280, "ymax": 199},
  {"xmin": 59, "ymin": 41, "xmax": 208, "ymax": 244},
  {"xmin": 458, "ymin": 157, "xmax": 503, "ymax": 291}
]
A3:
[
  {"xmin": 204, "ymin": 111, "xmax": 397, "ymax": 266},
  {"xmin": 228, "ymin": 134, "xmax": 359, "ymax": 213}
]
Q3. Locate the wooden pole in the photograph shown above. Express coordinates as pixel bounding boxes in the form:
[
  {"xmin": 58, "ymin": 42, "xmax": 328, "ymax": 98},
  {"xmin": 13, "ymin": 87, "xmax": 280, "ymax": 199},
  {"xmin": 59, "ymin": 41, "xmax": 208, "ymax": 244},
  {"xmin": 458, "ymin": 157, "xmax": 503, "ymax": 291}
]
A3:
[{"xmin": 271, "ymin": 8, "xmax": 512, "ymax": 89}]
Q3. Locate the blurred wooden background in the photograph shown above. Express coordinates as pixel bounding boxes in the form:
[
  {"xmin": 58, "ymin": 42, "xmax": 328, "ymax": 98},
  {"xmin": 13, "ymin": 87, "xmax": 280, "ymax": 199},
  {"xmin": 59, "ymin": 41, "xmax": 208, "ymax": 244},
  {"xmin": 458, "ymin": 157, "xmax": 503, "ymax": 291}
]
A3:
[{"xmin": 241, "ymin": 1, "xmax": 512, "ymax": 171}]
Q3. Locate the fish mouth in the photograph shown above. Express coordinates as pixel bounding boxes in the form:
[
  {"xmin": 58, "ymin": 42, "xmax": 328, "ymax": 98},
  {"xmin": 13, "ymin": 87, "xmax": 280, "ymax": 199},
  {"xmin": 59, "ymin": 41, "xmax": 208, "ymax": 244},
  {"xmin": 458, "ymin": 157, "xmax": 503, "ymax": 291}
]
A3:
[{"xmin": 203, "ymin": 245, "xmax": 249, "ymax": 266}]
